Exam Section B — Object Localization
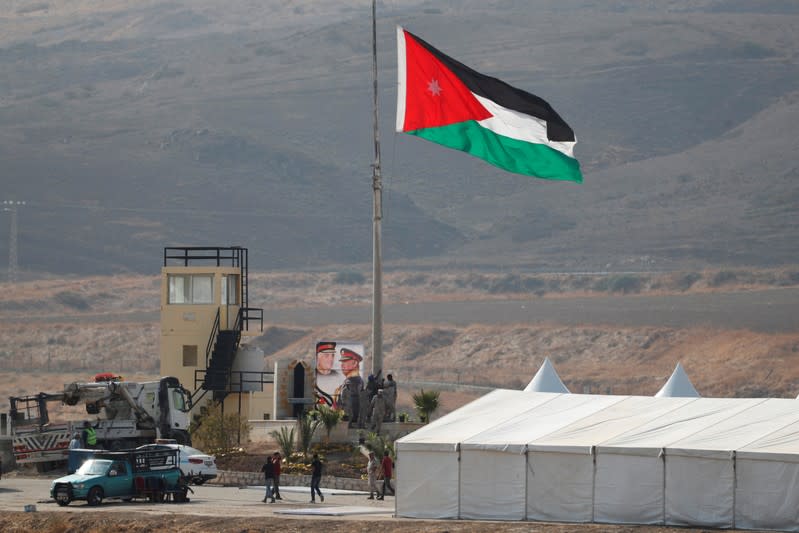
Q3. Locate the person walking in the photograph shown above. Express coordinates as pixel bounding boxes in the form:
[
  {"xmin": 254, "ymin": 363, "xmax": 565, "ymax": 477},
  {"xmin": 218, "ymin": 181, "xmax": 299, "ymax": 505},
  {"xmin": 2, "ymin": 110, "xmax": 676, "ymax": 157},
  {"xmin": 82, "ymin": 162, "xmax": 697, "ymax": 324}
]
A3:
[
  {"xmin": 260, "ymin": 456, "xmax": 276, "ymax": 503},
  {"xmin": 379, "ymin": 450, "xmax": 395, "ymax": 499},
  {"xmin": 68, "ymin": 433, "xmax": 82, "ymax": 450},
  {"xmin": 272, "ymin": 452, "xmax": 283, "ymax": 500},
  {"xmin": 310, "ymin": 453, "xmax": 324, "ymax": 503},
  {"xmin": 366, "ymin": 451, "xmax": 380, "ymax": 499}
]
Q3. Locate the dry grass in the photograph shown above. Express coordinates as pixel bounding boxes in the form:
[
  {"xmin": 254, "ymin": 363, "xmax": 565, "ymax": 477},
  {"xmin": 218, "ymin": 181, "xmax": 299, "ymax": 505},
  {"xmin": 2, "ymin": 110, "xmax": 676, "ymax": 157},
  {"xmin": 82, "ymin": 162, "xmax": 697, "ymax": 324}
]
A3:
[{"xmin": 1, "ymin": 269, "xmax": 798, "ymax": 417}]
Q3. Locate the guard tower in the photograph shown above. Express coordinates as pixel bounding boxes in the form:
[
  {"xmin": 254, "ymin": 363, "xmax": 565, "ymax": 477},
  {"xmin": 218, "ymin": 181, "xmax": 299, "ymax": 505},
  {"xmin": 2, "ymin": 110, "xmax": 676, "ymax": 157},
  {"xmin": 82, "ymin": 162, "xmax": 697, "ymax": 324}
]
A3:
[{"xmin": 159, "ymin": 246, "xmax": 272, "ymax": 426}]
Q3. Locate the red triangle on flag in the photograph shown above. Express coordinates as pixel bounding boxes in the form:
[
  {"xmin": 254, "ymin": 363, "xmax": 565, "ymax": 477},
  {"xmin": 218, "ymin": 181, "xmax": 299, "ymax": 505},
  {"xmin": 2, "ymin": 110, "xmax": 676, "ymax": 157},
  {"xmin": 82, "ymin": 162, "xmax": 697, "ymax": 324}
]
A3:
[{"xmin": 401, "ymin": 31, "xmax": 492, "ymax": 132}]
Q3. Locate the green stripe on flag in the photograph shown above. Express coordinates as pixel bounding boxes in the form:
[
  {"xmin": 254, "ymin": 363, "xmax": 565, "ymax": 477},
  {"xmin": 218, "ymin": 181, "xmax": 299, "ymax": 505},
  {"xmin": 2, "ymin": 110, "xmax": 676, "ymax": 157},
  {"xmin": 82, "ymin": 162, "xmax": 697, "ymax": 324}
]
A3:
[{"xmin": 408, "ymin": 120, "xmax": 582, "ymax": 182}]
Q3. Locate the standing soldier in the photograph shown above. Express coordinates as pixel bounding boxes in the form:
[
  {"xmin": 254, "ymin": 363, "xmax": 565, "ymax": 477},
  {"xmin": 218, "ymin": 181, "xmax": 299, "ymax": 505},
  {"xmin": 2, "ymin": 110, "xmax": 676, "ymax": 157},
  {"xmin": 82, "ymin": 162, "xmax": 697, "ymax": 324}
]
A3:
[
  {"xmin": 340, "ymin": 379, "xmax": 353, "ymax": 423},
  {"xmin": 370, "ymin": 389, "xmax": 387, "ymax": 434},
  {"xmin": 383, "ymin": 374, "xmax": 397, "ymax": 422},
  {"xmin": 358, "ymin": 385, "xmax": 370, "ymax": 428}
]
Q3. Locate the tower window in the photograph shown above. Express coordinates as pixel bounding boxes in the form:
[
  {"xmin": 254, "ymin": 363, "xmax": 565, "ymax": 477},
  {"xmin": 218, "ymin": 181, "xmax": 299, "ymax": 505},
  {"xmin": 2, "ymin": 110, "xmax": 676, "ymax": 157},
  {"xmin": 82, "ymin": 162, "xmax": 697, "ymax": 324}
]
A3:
[
  {"xmin": 168, "ymin": 274, "xmax": 214, "ymax": 304},
  {"xmin": 221, "ymin": 274, "xmax": 239, "ymax": 305}
]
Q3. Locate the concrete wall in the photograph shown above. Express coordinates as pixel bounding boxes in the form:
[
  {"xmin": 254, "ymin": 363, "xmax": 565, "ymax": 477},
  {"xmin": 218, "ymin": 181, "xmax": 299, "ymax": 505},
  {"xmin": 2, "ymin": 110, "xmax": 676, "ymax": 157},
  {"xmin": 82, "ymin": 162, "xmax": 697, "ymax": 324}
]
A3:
[
  {"xmin": 248, "ymin": 420, "xmax": 425, "ymax": 444},
  {"xmin": 211, "ymin": 470, "xmax": 369, "ymax": 491}
]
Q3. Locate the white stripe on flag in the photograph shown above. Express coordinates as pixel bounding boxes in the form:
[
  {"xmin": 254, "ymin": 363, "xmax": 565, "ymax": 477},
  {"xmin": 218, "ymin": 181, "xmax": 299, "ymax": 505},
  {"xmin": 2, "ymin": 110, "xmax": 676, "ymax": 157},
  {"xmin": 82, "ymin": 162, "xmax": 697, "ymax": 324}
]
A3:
[
  {"xmin": 474, "ymin": 94, "xmax": 576, "ymax": 158},
  {"xmin": 395, "ymin": 26, "xmax": 408, "ymax": 133}
]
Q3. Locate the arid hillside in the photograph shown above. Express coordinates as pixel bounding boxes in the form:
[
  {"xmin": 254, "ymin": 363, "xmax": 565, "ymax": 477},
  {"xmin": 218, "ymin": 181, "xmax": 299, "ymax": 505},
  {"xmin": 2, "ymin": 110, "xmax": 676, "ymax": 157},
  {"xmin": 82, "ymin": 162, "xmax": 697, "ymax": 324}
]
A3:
[{"xmin": 1, "ymin": 268, "xmax": 798, "ymax": 419}]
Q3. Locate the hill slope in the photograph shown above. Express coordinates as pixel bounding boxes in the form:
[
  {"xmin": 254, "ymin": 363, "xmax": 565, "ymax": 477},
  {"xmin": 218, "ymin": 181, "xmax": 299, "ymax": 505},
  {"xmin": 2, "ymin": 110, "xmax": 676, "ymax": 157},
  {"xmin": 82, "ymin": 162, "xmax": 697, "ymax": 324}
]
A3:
[{"xmin": 0, "ymin": 1, "xmax": 798, "ymax": 274}]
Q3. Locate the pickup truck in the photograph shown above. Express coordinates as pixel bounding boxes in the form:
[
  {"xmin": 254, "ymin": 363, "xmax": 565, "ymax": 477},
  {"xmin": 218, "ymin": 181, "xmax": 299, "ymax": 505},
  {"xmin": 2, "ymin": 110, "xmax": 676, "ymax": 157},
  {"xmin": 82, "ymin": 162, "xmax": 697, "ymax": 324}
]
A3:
[{"xmin": 50, "ymin": 448, "xmax": 189, "ymax": 506}]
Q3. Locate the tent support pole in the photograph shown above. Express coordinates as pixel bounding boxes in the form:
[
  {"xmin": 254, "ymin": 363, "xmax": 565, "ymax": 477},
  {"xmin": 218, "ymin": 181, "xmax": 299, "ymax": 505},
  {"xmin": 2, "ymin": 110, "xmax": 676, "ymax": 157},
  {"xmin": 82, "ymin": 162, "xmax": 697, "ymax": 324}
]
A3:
[
  {"xmin": 591, "ymin": 446, "xmax": 596, "ymax": 523},
  {"xmin": 660, "ymin": 448, "xmax": 666, "ymax": 525},
  {"xmin": 524, "ymin": 446, "xmax": 529, "ymax": 521},
  {"xmin": 731, "ymin": 451, "xmax": 737, "ymax": 529},
  {"xmin": 456, "ymin": 443, "xmax": 461, "ymax": 519}
]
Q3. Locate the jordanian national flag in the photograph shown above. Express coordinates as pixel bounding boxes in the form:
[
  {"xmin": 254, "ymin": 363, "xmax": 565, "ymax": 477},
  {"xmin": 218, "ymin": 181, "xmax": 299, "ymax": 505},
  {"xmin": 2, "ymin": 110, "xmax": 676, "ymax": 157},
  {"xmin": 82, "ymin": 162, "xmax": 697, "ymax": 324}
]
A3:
[{"xmin": 396, "ymin": 27, "xmax": 582, "ymax": 182}]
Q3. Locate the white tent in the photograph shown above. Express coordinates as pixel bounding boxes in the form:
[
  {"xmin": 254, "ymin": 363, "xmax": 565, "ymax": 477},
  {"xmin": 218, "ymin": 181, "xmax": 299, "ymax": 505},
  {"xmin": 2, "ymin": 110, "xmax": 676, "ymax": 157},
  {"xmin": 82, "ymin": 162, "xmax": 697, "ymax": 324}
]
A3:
[
  {"xmin": 523, "ymin": 357, "xmax": 570, "ymax": 393},
  {"xmin": 655, "ymin": 362, "xmax": 700, "ymax": 397},
  {"xmin": 396, "ymin": 390, "xmax": 799, "ymax": 531}
]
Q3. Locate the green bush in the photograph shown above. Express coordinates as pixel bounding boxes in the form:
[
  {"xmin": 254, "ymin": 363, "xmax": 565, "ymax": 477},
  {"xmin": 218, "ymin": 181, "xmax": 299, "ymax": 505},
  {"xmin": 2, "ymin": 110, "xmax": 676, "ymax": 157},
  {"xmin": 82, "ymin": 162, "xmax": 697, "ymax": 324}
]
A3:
[
  {"xmin": 674, "ymin": 272, "xmax": 702, "ymax": 291},
  {"xmin": 333, "ymin": 271, "xmax": 366, "ymax": 285},
  {"xmin": 55, "ymin": 291, "xmax": 91, "ymax": 311},
  {"xmin": 191, "ymin": 402, "xmax": 251, "ymax": 451},
  {"xmin": 709, "ymin": 271, "xmax": 737, "ymax": 287},
  {"xmin": 609, "ymin": 275, "xmax": 643, "ymax": 294}
]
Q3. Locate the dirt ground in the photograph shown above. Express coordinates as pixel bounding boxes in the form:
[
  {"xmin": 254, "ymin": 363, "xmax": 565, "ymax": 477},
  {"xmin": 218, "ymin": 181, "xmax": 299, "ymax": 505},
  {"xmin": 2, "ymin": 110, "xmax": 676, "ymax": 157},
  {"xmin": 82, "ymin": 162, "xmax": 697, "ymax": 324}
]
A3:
[{"xmin": 0, "ymin": 511, "xmax": 763, "ymax": 533}]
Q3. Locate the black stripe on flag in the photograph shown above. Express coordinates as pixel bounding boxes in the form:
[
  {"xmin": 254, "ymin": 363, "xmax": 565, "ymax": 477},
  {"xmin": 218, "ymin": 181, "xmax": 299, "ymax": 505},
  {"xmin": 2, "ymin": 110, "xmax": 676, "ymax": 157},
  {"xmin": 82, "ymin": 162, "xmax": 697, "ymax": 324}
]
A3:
[{"xmin": 407, "ymin": 30, "xmax": 576, "ymax": 143}]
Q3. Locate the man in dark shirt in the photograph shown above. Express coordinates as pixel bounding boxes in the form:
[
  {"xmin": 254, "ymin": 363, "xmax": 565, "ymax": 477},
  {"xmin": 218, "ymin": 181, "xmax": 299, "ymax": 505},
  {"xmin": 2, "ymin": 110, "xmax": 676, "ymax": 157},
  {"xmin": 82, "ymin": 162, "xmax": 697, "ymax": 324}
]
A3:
[
  {"xmin": 379, "ymin": 451, "xmax": 394, "ymax": 499},
  {"xmin": 260, "ymin": 456, "xmax": 275, "ymax": 503},
  {"xmin": 310, "ymin": 453, "xmax": 324, "ymax": 503}
]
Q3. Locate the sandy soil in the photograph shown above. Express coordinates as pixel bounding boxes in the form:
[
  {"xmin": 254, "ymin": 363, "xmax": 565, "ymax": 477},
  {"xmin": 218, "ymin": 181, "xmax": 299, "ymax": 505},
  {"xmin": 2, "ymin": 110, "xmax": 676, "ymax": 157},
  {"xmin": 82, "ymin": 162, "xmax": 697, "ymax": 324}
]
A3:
[{"xmin": 0, "ymin": 511, "xmax": 751, "ymax": 533}]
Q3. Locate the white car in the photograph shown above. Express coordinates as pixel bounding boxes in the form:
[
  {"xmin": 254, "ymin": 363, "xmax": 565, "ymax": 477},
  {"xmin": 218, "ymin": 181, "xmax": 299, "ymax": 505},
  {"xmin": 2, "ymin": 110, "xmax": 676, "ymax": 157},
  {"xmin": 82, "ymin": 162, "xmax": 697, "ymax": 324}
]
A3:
[{"xmin": 136, "ymin": 443, "xmax": 217, "ymax": 485}]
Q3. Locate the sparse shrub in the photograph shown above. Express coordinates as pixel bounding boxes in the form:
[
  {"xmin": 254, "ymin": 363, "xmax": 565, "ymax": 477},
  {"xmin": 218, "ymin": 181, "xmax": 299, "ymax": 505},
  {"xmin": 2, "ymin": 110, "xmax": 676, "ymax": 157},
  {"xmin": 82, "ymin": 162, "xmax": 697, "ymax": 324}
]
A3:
[
  {"xmin": 608, "ymin": 275, "xmax": 643, "ymax": 294},
  {"xmin": 399, "ymin": 274, "xmax": 428, "ymax": 286},
  {"xmin": 674, "ymin": 272, "xmax": 702, "ymax": 291},
  {"xmin": 54, "ymin": 291, "xmax": 90, "ymax": 311},
  {"xmin": 191, "ymin": 402, "xmax": 251, "ymax": 451},
  {"xmin": 333, "ymin": 271, "xmax": 366, "ymax": 285},
  {"xmin": 778, "ymin": 271, "xmax": 799, "ymax": 286},
  {"xmin": 592, "ymin": 277, "xmax": 612, "ymax": 292},
  {"xmin": 488, "ymin": 274, "xmax": 522, "ymax": 293},
  {"xmin": 709, "ymin": 270, "xmax": 737, "ymax": 287}
]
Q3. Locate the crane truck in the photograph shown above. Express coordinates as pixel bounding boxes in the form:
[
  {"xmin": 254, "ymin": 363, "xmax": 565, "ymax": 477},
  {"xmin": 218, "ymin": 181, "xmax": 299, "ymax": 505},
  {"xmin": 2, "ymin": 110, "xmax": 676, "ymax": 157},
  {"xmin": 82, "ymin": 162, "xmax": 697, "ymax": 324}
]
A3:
[{"xmin": 9, "ymin": 375, "xmax": 192, "ymax": 471}]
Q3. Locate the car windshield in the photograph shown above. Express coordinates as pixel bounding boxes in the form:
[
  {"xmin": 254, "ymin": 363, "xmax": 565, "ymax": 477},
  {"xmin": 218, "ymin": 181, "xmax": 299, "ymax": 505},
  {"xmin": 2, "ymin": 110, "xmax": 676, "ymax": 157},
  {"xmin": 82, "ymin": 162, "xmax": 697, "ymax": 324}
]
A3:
[{"xmin": 76, "ymin": 459, "xmax": 112, "ymax": 476}]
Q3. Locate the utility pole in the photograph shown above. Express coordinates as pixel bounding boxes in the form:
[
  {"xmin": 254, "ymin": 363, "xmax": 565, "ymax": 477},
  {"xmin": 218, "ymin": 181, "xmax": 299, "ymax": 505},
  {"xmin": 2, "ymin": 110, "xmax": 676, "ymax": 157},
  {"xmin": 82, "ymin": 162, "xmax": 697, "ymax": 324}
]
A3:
[
  {"xmin": 370, "ymin": 0, "xmax": 384, "ymax": 378},
  {"xmin": 2, "ymin": 200, "xmax": 25, "ymax": 283}
]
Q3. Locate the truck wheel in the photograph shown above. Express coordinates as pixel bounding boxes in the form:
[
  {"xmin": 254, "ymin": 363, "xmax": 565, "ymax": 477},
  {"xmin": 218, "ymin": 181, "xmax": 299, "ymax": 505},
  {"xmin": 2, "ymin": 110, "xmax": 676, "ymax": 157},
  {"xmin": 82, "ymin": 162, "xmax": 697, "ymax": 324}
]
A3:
[{"xmin": 87, "ymin": 486, "xmax": 104, "ymax": 506}]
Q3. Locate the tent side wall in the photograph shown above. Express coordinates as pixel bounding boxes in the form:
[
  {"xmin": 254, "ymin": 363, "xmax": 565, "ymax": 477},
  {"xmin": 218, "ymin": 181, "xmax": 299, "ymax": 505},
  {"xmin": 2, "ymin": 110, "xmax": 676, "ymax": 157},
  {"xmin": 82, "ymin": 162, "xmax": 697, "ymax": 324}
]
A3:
[
  {"xmin": 527, "ymin": 449, "xmax": 594, "ymax": 522},
  {"xmin": 594, "ymin": 448, "xmax": 664, "ymax": 525},
  {"xmin": 735, "ymin": 453, "xmax": 799, "ymax": 532},
  {"xmin": 664, "ymin": 450, "xmax": 734, "ymax": 528},
  {"xmin": 395, "ymin": 448, "xmax": 459, "ymax": 518},
  {"xmin": 459, "ymin": 449, "xmax": 526, "ymax": 520}
]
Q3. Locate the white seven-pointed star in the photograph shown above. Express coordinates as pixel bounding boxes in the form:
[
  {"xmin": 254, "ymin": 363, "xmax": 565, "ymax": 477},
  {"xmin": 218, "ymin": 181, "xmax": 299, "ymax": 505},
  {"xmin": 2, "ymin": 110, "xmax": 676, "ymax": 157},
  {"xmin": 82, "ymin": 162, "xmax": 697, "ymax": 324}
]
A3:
[{"xmin": 427, "ymin": 78, "xmax": 442, "ymax": 96}]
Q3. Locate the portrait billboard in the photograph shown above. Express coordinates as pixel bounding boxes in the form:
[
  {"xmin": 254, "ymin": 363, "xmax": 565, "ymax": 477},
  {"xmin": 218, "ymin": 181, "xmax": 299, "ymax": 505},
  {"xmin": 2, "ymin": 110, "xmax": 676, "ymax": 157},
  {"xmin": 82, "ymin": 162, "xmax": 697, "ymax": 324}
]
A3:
[{"xmin": 314, "ymin": 340, "xmax": 365, "ymax": 408}]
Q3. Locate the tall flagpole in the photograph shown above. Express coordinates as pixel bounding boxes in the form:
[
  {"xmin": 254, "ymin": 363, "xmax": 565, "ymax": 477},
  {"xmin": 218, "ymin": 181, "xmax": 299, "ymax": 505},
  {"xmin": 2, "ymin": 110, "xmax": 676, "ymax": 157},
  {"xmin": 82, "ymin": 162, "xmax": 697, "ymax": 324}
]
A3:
[{"xmin": 370, "ymin": 0, "xmax": 384, "ymax": 379}]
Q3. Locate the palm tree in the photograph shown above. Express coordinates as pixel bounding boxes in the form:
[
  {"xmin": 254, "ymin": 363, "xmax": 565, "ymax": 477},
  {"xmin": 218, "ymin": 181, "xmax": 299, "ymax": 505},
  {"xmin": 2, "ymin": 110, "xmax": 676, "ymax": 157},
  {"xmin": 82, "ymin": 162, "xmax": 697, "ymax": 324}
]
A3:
[
  {"xmin": 412, "ymin": 389, "xmax": 440, "ymax": 424},
  {"xmin": 269, "ymin": 426, "xmax": 295, "ymax": 461},
  {"xmin": 297, "ymin": 412, "xmax": 320, "ymax": 458},
  {"xmin": 315, "ymin": 405, "xmax": 342, "ymax": 444}
]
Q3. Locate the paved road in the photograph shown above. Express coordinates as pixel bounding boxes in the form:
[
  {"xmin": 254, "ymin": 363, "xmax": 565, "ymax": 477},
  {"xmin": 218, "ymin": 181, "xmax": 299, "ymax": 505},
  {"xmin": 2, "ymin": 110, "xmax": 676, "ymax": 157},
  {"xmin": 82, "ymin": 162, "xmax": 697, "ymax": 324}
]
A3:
[
  {"xmin": 266, "ymin": 288, "xmax": 799, "ymax": 333},
  {"xmin": 0, "ymin": 476, "xmax": 395, "ymax": 519}
]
